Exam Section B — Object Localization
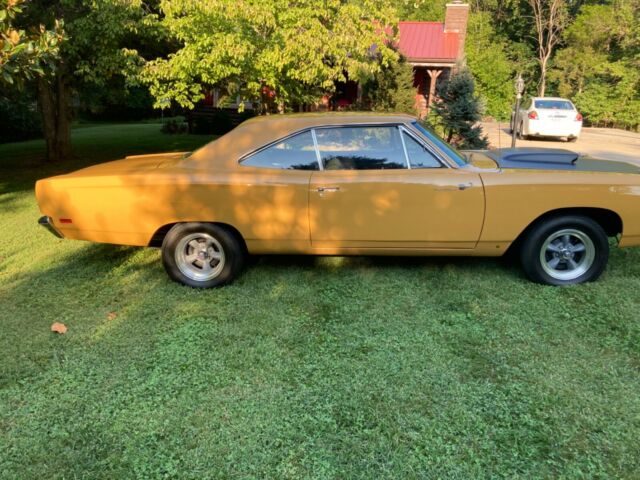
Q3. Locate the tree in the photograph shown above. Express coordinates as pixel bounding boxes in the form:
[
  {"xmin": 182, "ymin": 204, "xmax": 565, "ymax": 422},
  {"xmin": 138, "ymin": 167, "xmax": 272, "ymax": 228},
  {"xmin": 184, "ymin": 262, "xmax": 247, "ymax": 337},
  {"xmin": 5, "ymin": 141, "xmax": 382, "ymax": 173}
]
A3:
[
  {"xmin": 0, "ymin": 0, "xmax": 63, "ymax": 87},
  {"xmin": 364, "ymin": 55, "xmax": 417, "ymax": 115},
  {"xmin": 432, "ymin": 66, "xmax": 488, "ymax": 149},
  {"xmin": 141, "ymin": 0, "xmax": 399, "ymax": 113},
  {"xmin": 528, "ymin": 0, "xmax": 567, "ymax": 97},
  {"xmin": 550, "ymin": 1, "xmax": 640, "ymax": 130},
  {"xmin": 12, "ymin": 0, "xmax": 152, "ymax": 162},
  {"xmin": 464, "ymin": 11, "xmax": 519, "ymax": 120}
]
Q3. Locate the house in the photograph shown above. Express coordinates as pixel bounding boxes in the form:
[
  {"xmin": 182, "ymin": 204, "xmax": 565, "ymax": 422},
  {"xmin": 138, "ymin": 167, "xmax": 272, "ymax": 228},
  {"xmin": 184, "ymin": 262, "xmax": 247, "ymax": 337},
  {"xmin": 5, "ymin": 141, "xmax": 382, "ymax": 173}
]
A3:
[
  {"xmin": 333, "ymin": 1, "xmax": 469, "ymax": 116},
  {"xmin": 402, "ymin": 1, "xmax": 469, "ymax": 116},
  {"xmin": 189, "ymin": 2, "xmax": 469, "ymax": 129}
]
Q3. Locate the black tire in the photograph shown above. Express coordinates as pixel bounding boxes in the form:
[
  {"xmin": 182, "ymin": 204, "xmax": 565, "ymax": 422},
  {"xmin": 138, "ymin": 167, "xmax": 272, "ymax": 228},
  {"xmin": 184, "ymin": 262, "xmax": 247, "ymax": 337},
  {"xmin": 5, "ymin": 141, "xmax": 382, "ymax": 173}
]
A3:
[
  {"xmin": 519, "ymin": 215, "xmax": 609, "ymax": 286},
  {"xmin": 567, "ymin": 136, "xmax": 578, "ymax": 143},
  {"xmin": 161, "ymin": 223, "xmax": 245, "ymax": 288}
]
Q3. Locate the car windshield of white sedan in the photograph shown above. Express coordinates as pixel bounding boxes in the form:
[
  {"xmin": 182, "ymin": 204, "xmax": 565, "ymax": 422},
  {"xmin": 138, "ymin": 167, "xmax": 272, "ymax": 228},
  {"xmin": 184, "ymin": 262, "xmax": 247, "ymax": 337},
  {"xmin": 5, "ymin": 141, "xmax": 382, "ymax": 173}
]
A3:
[
  {"xmin": 315, "ymin": 126, "xmax": 407, "ymax": 170},
  {"xmin": 534, "ymin": 100, "xmax": 574, "ymax": 110},
  {"xmin": 411, "ymin": 121, "xmax": 467, "ymax": 166},
  {"xmin": 242, "ymin": 131, "xmax": 319, "ymax": 170}
]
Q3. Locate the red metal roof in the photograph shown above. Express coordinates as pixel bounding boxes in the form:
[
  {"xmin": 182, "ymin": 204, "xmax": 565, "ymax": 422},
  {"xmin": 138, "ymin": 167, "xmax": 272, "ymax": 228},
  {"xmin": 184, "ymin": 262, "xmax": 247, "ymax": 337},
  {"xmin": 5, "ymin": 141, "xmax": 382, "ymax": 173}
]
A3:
[{"xmin": 398, "ymin": 21, "xmax": 459, "ymax": 62}]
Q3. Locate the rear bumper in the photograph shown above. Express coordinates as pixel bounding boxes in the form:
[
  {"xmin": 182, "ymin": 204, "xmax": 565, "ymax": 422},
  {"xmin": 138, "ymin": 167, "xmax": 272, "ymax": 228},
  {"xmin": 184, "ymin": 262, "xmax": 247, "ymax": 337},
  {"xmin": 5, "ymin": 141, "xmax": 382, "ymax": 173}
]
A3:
[
  {"xmin": 38, "ymin": 216, "xmax": 64, "ymax": 238},
  {"xmin": 526, "ymin": 120, "xmax": 582, "ymax": 138}
]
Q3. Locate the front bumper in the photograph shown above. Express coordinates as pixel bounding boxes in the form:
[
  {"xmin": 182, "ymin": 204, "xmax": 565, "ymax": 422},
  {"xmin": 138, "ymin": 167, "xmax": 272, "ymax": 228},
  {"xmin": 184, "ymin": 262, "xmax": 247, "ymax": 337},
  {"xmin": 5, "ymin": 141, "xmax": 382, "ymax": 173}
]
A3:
[{"xmin": 38, "ymin": 216, "xmax": 64, "ymax": 238}]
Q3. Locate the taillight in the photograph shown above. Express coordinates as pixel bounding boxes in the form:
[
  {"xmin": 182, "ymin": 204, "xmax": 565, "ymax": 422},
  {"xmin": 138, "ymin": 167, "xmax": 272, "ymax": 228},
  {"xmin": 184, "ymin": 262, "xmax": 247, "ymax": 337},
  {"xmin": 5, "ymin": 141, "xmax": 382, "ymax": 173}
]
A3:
[
  {"xmin": 575, "ymin": 112, "xmax": 583, "ymax": 122},
  {"xmin": 528, "ymin": 111, "xmax": 539, "ymax": 120}
]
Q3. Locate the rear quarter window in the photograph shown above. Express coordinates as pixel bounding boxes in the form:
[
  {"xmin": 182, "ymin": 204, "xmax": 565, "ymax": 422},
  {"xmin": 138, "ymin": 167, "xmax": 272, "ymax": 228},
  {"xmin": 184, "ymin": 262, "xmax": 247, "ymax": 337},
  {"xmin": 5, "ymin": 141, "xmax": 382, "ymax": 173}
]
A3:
[{"xmin": 241, "ymin": 131, "xmax": 319, "ymax": 170}]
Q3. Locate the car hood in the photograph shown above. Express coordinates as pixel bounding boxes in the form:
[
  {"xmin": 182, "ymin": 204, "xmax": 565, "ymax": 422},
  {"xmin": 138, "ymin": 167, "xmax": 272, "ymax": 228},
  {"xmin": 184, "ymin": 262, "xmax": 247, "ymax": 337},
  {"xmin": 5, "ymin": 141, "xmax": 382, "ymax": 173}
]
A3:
[
  {"xmin": 467, "ymin": 148, "xmax": 639, "ymax": 174},
  {"xmin": 61, "ymin": 152, "xmax": 189, "ymax": 178}
]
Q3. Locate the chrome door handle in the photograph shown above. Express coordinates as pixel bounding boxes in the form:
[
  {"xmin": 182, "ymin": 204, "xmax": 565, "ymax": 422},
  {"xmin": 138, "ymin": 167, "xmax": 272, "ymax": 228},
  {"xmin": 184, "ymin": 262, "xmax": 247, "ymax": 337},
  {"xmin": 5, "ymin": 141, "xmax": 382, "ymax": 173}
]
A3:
[
  {"xmin": 316, "ymin": 186, "xmax": 340, "ymax": 193},
  {"xmin": 435, "ymin": 183, "xmax": 473, "ymax": 192}
]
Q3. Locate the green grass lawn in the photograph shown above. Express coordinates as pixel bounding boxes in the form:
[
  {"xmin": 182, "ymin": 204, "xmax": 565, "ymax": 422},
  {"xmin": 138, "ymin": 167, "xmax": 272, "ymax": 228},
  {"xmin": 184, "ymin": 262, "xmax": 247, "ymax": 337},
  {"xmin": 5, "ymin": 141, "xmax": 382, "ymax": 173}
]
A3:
[{"xmin": 1, "ymin": 124, "xmax": 640, "ymax": 479}]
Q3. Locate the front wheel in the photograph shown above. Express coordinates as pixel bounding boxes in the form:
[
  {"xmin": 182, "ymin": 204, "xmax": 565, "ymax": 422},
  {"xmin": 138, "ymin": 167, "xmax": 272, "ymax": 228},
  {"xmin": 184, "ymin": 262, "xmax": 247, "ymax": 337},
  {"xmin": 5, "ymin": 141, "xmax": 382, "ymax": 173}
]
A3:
[
  {"xmin": 520, "ymin": 216, "xmax": 609, "ymax": 285},
  {"xmin": 161, "ymin": 223, "xmax": 245, "ymax": 288}
]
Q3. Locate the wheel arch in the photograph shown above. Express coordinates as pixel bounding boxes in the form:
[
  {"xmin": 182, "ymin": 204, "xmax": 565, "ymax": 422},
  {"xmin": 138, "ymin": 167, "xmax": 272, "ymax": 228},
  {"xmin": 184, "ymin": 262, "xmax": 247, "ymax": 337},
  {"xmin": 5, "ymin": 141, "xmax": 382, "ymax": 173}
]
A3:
[
  {"xmin": 506, "ymin": 207, "xmax": 622, "ymax": 255},
  {"xmin": 149, "ymin": 222, "xmax": 248, "ymax": 253}
]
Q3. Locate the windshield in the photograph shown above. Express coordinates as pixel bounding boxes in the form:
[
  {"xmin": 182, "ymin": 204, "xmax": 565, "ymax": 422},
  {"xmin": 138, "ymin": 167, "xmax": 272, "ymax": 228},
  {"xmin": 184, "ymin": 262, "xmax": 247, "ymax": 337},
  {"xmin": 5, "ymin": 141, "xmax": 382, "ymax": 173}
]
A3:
[
  {"xmin": 411, "ymin": 121, "xmax": 467, "ymax": 166},
  {"xmin": 534, "ymin": 100, "xmax": 574, "ymax": 110}
]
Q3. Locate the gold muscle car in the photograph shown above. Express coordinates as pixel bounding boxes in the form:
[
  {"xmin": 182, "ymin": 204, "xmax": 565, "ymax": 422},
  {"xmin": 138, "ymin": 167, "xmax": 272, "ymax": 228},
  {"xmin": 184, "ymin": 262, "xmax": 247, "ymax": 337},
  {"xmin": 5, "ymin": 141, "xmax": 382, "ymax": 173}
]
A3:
[{"xmin": 36, "ymin": 113, "xmax": 640, "ymax": 287}]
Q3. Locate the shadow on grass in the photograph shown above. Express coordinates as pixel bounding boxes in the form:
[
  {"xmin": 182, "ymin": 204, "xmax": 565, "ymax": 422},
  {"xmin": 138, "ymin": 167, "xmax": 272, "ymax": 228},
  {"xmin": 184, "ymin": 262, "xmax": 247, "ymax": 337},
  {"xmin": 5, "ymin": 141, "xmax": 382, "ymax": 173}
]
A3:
[
  {"xmin": 250, "ymin": 253, "xmax": 522, "ymax": 277},
  {"xmin": 1, "ymin": 237, "xmax": 523, "ymax": 391}
]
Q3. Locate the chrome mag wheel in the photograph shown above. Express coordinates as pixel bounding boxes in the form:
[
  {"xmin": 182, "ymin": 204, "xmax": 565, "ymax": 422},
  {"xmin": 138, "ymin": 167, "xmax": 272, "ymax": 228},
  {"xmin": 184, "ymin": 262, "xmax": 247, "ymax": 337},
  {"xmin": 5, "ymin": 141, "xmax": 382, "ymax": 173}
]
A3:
[
  {"xmin": 539, "ymin": 228, "xmax": 595, "ymax": 281},
  {"xmin": 174, "ymin": 232, "xmax": 226, "ymax": 281}
]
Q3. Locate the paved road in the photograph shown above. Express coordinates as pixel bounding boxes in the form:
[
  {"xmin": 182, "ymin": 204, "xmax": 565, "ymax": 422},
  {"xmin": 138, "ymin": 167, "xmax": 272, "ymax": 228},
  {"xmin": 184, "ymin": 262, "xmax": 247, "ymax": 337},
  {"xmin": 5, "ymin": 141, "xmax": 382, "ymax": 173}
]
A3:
[{"xmin": 482, "ymin": 122, "xmax": 640, "ymax": 165}]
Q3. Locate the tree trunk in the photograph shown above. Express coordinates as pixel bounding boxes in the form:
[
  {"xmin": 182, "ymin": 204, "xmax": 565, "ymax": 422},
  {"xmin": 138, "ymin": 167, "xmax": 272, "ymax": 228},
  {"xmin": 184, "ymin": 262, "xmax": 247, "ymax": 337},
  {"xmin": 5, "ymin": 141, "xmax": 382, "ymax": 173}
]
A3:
[
  {"xmin": 55, "ymin": 73, "xmax": 72, "ymax": 160},
  {"xmin": 538, "ymin": 59, "xmax": 547, "ymax": 97},
  {"xmin": 37, "ymin": 77, "xmax": 58, "ymax": 163},
  {"xmin": 36, "ymin": 72, "xmax": 72, "ymax": 163}
]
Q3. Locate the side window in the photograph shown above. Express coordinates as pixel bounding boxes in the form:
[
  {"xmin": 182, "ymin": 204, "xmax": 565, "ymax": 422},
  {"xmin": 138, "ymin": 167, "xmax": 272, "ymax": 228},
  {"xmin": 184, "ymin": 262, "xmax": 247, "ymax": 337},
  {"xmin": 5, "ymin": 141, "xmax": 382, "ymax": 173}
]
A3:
[
  {"xmin": 402, "ymin": 132, "xmax": 441, "ymax": 168},
  {"xmin": 315, "ymin": 126, "xmax": 407, "ymax": 170},
  {"xmin": 241, "ymin": 131, "xmax": 318, "ymax": 170}
]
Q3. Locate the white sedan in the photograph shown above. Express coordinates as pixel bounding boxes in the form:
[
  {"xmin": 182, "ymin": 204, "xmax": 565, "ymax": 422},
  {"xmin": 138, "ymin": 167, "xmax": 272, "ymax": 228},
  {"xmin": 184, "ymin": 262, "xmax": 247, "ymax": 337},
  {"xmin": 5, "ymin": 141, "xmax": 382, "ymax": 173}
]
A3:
[{"xmin": 511, "ymin": 97, "xmax": 583, "ymax": 142}]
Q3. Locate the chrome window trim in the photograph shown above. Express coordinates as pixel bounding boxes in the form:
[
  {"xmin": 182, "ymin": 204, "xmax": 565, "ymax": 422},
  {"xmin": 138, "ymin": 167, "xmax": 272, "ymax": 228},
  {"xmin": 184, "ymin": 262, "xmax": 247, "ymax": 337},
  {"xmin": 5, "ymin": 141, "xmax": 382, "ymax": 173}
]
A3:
[
  {"xmin": 399, "ymin": 124, "xmax": 449, "ymax": 168},
  {"xmin": 237, "ymin": 121, "xmax": 453, "ymax": 171},
  {"xmin": 398, "ymin": 126, "xmax": 412, "ymax": 169},
  {"xmin": 310, "ymin": 128, "xmax": 324, "ymax": 171},
  {"xmin": 238, "ymin": 121, "xmax": 407, "ymax": 165},
  {"xmin": 312, "ymin": 123, "xmax": 409, "ymax": 171},
  {"xmin": 238, "ymin": 128, "xmax": 320, "ymax": 171}
]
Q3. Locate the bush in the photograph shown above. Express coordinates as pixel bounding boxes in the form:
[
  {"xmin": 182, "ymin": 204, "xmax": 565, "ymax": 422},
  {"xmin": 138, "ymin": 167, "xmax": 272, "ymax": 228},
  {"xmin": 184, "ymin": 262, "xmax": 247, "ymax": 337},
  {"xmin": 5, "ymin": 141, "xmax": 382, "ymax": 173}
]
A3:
[
  {"xmin": 160, "ymin": 119, "xmax": 188, "ymax": 135},
  {"xmin": 363, "ymin": 57, "xmax": 417, "ymax": 115},
  {"xmin": 189, "ymin": 109, "xmax": 255, "ymax": 135},
  {"xmin": 432, "ymin": 67, "xmax": 489, "ymax": 149},
  {"xmin": 78, "ymin": 86, "xmax": 160, "ymax": 122},
  {"xmin": 0, "ymin": 95, "xmax": 42, "ymax": 144}
]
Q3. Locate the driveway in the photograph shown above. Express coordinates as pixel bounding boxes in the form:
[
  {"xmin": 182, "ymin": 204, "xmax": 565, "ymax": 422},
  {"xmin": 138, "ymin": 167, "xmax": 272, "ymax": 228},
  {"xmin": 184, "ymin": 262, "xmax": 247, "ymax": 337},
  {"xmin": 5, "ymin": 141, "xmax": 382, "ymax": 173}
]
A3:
[{"xmin": 482, "ymin": 122, "xmax": 640, "ymax": 165}]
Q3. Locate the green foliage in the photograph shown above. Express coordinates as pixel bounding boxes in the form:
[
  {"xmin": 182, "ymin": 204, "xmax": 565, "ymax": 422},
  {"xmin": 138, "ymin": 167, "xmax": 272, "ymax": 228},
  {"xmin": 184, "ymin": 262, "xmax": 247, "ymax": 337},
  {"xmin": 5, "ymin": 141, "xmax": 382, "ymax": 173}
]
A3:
[
  {"xmin": 2, "ymin": 123, "xmax": 640, "ymax": 478},
  {"xmin": 432, "ymin": 67, "xmax": 489, "ymax": 149},
  {"xmin": 465, "ymin": 12, "xmax": 520, "ymax": 121},
  {"xmin": 396, "ymin": 0, "xmax": 446, "ymax": 21},
  {"xmin": 0, "ymin": 91, "xmax": 41, "ymax": 143},
  {"xmin": 189, "ymin": 109, "xmax": 255, "ymax": 135},
  {"xmin": 160, "ymin": 118, "xmax": 187, "ymax": 135},
  {"xmin": 0, "ymin": 0, "xmax": 63, "ymax": 86},
  {"xmin": 550, "ymin": 2, "xmax": 640, "ymax": 130},
  {"xmin": 364, "ymin": 56, "xmax": 417, "ymax": 115},
  {"xmin": 141, "ymin": 0, "xmax": 399, "ymax": 111},
  {"xmin": 79, "ymin": 85, "xmax": 158, "ymax": 122}
]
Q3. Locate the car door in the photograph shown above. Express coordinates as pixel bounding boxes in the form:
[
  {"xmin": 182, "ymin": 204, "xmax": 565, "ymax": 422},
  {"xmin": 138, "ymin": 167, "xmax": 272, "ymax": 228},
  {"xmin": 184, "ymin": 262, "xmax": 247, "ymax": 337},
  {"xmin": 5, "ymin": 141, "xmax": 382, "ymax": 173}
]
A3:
[
  {"xmin": 309, "ymin": 125, "xmax": 485, "ymax": 250},
  {"xmin": 235, "ymin": 130, "xmax": 318, "ymax": 251}
]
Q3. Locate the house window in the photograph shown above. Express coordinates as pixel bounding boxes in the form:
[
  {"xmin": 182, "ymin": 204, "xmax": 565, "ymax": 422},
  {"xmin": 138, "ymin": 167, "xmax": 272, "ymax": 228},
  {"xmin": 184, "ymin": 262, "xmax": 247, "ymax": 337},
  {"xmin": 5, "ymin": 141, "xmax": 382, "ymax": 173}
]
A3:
[
  {"xmin": 241, "ymin": 131, "xmax": 319, "ymax": 170},
  {"xmin": 315, "ymin": 126, "xmax": 407, "ymax": 170}
]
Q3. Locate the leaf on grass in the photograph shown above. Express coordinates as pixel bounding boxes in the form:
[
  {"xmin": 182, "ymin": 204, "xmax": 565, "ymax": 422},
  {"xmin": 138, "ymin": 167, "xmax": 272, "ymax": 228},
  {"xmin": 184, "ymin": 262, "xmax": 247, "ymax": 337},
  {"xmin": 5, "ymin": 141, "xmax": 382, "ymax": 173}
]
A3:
[
  {"xmin": 51, "ymin": 322, "xmax": 67, "ymax": 334},
  {"xmin": 107, "ymin": 312, "xmax": 117, "ymax": 321}
]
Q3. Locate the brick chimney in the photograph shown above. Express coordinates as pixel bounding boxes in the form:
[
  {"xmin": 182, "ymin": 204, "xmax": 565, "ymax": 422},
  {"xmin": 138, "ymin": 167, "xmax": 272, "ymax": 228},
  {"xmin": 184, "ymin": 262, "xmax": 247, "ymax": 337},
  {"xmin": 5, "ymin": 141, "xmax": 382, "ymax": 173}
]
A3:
[{"xmin": 444, "ymin": 1, "xmax": 469, "ymax": 60}]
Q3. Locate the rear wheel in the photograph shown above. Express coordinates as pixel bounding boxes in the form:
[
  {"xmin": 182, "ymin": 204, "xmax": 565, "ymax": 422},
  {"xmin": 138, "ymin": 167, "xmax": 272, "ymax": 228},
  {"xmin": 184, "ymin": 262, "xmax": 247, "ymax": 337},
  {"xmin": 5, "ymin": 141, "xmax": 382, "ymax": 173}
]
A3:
[
  {"xmin": 567, "ymin": 136, "xmax": 578, "ymax": 143},
  {"xmin": 520, "ymin": 215, "xmax": 609, "ymax": 285},
  {"xmin": 161, "ymin": 223, "xmax": 245, "ymax": 288}
]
